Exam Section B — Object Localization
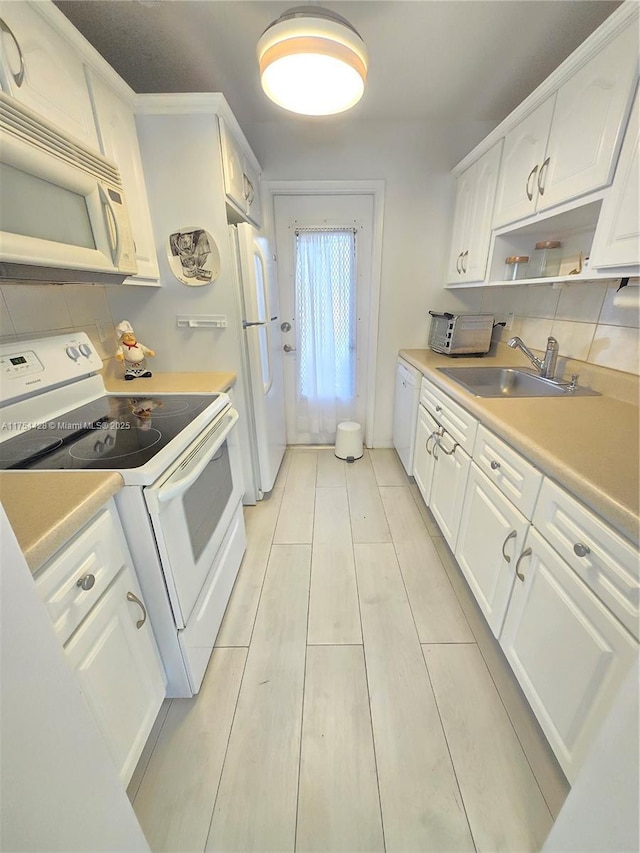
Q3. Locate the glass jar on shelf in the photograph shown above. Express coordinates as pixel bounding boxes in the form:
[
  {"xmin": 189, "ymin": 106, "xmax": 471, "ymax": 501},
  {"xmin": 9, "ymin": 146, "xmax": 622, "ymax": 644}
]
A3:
[
  {"xmin": 527, "ymin": 241, "xmax": 562, "ymax": 278},
  {"xmin": 504, "ymin": 256, "xmax": 530, "ymax": 280}
]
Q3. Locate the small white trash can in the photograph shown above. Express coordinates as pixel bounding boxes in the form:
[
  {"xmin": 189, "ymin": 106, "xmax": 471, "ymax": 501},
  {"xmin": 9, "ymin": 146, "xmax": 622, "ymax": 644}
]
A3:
[{"xmin": 335, "ymin": 421, "xmax": 363, "ymax": 462}]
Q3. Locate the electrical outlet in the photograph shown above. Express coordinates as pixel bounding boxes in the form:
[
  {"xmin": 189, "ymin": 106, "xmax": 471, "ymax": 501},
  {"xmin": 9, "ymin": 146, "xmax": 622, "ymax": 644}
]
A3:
[{"xmin": 96, "ymin": 320, "xmax": 109, "ymax": 342}]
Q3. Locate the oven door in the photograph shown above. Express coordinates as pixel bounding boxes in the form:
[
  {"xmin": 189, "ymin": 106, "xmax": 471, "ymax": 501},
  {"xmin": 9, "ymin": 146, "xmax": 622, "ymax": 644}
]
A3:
[{"xmin": 143, "ymin": 407, "xmax": 243, "ymax": 628}]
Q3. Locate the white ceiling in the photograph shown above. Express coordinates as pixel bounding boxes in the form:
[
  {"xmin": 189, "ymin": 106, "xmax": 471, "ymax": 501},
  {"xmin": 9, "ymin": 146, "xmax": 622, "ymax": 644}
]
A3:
[{"xmin": 55, "ymin": 1, "xmax": 621, "ymax": 129}]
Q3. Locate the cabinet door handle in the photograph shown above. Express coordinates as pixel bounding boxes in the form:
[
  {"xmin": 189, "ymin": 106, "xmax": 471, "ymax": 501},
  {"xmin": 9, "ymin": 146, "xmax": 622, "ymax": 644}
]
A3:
[
  {"xmin": 490, "ymin": 460, "xmax": 501, "ymax": 470},
  {"xmin": 435, "ymin": 405, "xmax": 442, "ymax": 413},
  {"xmin": 0, "ymin": 19, "xmax": 25, "ymax": 87},
  {"xmin": 436, "ymin": 430, "xmax": 458, "ymax": 456},
  {"xmin": 456, "ymin": 252, "xmax": 463, "ymax": 274},
  {"xmin": 461, "ymin": 250, "xmax": 468, "ymax": 273},
  {"xmin": 573, "ymin": 542, "xmax": 591, "ymax": 558},
  {"xmin": 501, "ymin": 530, "xmax": 517, "ymax": 563},
  {"xmin": 426, "ymin": 432, "xmax": 435, "ymax": 455},
  {"xmin": 537, "ymin": 157, "xmax": 550, "ymax": 195},
  {"xmin": 515, "ymin": 547, "xmax": 532, "ymax": 582},
  {"xmin": 526, "ymin": 165, "xmax": 539, "ymax": 201},
  {"xmin": 76, "ymin": 573, "xmax": 96, "ymax": 591},
  {"xmin": 126, "ymin": 591, "xmax": 147, "ymax": 629}
]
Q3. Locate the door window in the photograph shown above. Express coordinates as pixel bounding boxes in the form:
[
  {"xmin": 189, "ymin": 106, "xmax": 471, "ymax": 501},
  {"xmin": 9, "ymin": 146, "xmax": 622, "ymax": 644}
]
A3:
[{"xmin": 294, "ymin": 228, "xmax": 357, "ymax": 442}]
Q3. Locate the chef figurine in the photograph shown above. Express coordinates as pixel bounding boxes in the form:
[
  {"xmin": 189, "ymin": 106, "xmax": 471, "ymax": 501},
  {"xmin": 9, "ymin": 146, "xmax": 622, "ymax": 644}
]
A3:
[{"xmin": 115, "ymin": 320, "xmax": 155, "ymax": 380}]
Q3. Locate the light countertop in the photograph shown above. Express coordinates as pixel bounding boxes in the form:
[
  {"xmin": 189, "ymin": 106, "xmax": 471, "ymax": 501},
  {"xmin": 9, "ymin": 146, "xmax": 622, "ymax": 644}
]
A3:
[
  {"xmin": 2, "ymin": 370, "xmax": 238, "ymax": 573},
  {"xmin": 104, "ymin": 371, "xmax": 236, "ymax": 394},
  {"xmin": 400, "ymin": 349, "xmax": 639, "ymax": 546},
  {"xmin": 1, "ymin": 471, "xmax": 123, "ymax": 573}
]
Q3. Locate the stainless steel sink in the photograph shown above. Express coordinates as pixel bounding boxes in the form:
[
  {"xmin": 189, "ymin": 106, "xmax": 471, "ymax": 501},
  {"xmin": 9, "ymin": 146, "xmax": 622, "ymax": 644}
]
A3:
[{"xmin": 436, "ymin": 366, "xmax": 600, "ymax": 398}]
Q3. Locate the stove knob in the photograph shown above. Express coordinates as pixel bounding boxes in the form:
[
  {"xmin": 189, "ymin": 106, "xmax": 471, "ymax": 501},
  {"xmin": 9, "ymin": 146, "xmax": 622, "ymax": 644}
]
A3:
[
  {"xmin": 65, "ymin": 346, "xmax": 80, "ymax": 361},
  {"xmin": 79, "ymin": 343, "xmax": 92, "ymax": 358}
]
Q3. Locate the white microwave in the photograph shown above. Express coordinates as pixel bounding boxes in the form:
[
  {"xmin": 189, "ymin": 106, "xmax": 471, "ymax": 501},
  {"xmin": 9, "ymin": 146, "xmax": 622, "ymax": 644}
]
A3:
[{"xmin": 0, "ymin": 92, "xmax": 137, "ymax": 284}]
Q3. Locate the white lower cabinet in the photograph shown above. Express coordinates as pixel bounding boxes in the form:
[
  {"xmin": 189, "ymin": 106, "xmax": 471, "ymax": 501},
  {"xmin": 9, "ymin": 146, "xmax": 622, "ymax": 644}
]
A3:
[
  {"xmin": 455, "ymin": 463, "xmax": 529, "ymax": 637},
  {"xmin": 429, "ymin": 435, "xmax": 471, "ymax": 552},
  {"xmin": 412, "ymin": 402, "xmax": 438, "ymax": 504},
  {"xmin": 406, "ymin": 368, "xmax": 639, "ymax": 784},
  {"xmin": 500, "ymin": 527, "xmax": 638, "ymax": 782},
  {"xmin": 34, "ymin": 499, "xmax": 166, "ymax": 785},
  {"xmin": 65, "ymin": 567, "xmax": 166, "ymax": 784}
]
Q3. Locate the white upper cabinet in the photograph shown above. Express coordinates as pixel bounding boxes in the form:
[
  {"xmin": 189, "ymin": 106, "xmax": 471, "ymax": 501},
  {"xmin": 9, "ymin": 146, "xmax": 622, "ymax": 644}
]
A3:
[
  {"xmin": 541, "ymin": 24, "xmax": 638, "ymax": 213},
  {"xmin": 492, "ymin": 97, "xmax": 555, "ymax": 229},
  {"xmin": 590, "ymin": 84, "xmax": 640, "ymax": 270},
  {"xmin": 87, "ymin": 70, "xmax": 160, "ymax": 285},
  {"xmin": 493, "ymin": 22, "xmax": 638, "ymax": 229},
  {"xmin": 218, "ymin": 115, "xmax": 262, "ymax": 228},
  {"xmin": 0, "ymin": 1, "xmax": 98, "ymax": 148},
  {"xmin": 446, "ymin": 141, "xmax": 502, "ymax": 284}
]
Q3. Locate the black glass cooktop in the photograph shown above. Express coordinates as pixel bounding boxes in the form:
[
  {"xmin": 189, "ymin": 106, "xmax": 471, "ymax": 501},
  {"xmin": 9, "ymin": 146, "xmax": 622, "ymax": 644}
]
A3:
[{"xmin": 0, "ymin": 394, "xmax": 221, "ymax": 471}]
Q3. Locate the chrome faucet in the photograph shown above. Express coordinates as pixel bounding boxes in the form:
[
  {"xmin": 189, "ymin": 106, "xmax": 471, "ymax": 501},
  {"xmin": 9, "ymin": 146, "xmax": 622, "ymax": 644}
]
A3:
[{"xmin": 508, "ymin": 335, "xmax": 559, "ymax": 379}]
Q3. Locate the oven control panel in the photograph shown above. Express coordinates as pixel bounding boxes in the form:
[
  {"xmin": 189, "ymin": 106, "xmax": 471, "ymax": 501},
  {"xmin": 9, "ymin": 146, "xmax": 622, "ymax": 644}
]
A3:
[
  {"xmin": 0, "ymin": 350, "xmax": 43, "ymax": 379},
  {"xmin": 0, "ymin": 333, "xmax": 104, "ymax": 405}
]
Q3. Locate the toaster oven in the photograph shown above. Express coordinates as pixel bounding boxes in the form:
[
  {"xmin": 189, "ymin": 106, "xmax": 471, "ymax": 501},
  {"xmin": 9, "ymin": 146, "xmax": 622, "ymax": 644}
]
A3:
[{"xmin": 428, "ymin": 312, "xmax": 494, "ymax": 355}]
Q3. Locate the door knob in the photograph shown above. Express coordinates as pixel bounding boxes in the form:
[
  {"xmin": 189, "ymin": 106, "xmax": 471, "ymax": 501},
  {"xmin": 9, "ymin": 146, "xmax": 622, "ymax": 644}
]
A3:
[{"xmin": 283, "ymin": 344, "xmax": 296, "ymax": 352}]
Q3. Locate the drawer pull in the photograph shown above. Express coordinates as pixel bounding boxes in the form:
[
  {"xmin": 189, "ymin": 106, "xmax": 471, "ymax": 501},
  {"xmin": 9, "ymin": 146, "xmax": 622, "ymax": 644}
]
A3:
[
  {"xmin": 490, "ymin": 460, "xmax": 501, "ymax": 470},
  {"xmin": 76, "ymin": 574, "xmax": 96, "ymax": 591},
  {"xmin": 502, "ymin": 530, "xmax": 517, "ymax": 563},
  {"xmin": 126, "ymin": 591, "xmax": 147, "ymax": 629},
  {"xmin": 573, "ymin": 542, "xmax": 591, "ymax": 558},
  {"xmin": 435, "ymin": 405, "xmax": 442, "ymax": 413},
  {"xmin": 515, "ymin": 547, "xmax": 531, "ymax": 582}
]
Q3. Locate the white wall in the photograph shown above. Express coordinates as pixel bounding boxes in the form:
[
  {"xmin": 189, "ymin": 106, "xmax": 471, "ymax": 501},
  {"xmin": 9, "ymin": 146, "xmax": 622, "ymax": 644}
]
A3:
[{"xmin": 243, "ymin": 116, "xmax": 494, "ymax": 445}]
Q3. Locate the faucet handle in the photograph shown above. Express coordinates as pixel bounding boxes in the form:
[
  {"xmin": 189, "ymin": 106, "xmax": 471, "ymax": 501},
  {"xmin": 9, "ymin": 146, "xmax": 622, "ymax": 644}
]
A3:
[{"xmin": 569, "ymin": 374, "xmax": 579, "ymax": 391}]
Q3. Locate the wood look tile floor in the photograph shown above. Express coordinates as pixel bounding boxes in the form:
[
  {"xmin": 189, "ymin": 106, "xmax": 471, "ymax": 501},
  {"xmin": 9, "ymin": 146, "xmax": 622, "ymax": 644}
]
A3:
[{"xmin": 129, "ymin": 448, "xmax": 568, "ymax": 853}]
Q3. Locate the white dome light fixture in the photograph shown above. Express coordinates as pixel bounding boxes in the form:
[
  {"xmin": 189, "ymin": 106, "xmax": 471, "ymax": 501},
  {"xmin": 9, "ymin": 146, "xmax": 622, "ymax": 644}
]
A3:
[{"xmin": 256, "ymin": 5, "xmax": 368, "ymax": 116}]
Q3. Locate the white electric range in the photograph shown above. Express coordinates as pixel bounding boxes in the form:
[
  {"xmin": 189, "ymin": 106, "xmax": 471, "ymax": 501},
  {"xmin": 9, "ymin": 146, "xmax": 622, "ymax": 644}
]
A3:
[{"xmin": 0, "ymin": 332, "xmax": 247, "ymax": 696}]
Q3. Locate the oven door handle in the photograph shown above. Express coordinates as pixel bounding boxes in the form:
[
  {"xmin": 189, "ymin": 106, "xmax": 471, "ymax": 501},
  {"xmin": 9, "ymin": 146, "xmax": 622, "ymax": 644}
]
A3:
[{"xmin": 155, "ymin": 409, "xmax": 239, "ymax": 504}]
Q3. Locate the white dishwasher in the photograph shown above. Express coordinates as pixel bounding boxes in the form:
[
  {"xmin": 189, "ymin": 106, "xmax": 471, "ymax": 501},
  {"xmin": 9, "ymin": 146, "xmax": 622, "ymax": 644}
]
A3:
[{"xmin": 393, "ymin": 358, "xmax": 421, "ymax": 475}]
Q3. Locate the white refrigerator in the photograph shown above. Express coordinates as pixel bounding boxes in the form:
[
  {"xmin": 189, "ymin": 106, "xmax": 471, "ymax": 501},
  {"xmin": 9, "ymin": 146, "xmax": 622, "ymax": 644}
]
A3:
[{"xmin": 229, "ymin": 223, "xmax": 286, "ymax": 502}]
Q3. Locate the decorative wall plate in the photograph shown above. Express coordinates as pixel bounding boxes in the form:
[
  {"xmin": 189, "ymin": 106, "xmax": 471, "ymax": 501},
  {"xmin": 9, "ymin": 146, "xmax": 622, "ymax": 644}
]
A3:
[{"xmin": 167, "ymin": 227, "xmax": 220, "ymax": 286}]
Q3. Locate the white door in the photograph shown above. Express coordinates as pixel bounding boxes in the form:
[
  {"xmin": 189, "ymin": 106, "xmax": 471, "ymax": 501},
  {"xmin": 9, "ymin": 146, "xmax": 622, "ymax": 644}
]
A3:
[
  {"xmin": 236, "ymin": 223, "xmax": 286, "ymax": 492},
  {"xmin": 446, "ymin": 164, "xmax": 475, "ymax": 283},
  {"xmin": 540, "ymin": 23, "xmax": 638, "ymax": 213},
  {"xmin": 500, "ymin": 528, "xmax": 638, "ymax": 782},
  {"xmin": 492, "ymin": 96, "xmax": 555, "ymax": 228},
  {"xmin": 590, "ymin": 85, "xmax": 640, "ymax": 269},
  {"xmin": 429, "ymin": 439, "xmax": 471, "ymax": 552},
  {"xmin": 64, "ymin": 568, "xmax": 166, "ymax": 785},
  {"xmin": 455, "ymin": 464, "xmax": 529, "ymax": 637},
  {"xmin": 413, "ymin": 403, "xmax": 439, "ymax": 505},
  {"xmin": 274, "ymin": 194, "xmax": 374, "ymax": 445}
]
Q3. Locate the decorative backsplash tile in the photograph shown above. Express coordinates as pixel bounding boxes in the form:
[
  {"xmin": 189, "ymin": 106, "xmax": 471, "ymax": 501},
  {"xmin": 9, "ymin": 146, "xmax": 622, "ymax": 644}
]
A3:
[
  {"xmin": 483, "ymin": 279, "xmax": 640, "ymax": 376},
  {"xmin": 549, "ymin": 319, "xmax": 596, "ymax": 362},
  {"xmin": 555, "ymin": 281, "xmax": 607, "ymax": 323},
  {"xmin": 2, "ymin": 284, "xmax": 73, "ymax": 334},
  {"xmin": 589, "ymin": 325, "xmax": 640, "ymax": 375},
  {"xmin": 0, "ymin": 283, "xmax": 116, "ymax": 361},
  {"xmin": 598, "ymin": 281, "xmax": 640, "ymax": 329}
]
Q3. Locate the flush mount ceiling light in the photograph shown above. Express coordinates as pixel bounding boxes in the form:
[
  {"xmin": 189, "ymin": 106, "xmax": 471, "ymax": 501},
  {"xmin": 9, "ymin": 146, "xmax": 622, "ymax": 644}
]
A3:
[{"xmin": 256, "ymin": 5, "xmax": 368, "ymax": 116}]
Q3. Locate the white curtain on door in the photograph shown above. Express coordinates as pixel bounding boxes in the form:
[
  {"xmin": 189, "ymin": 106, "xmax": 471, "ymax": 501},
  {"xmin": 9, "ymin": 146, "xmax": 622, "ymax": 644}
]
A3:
[{"xmin": 295, "ymin": 229, "xmax": 356, "ymax": 443}]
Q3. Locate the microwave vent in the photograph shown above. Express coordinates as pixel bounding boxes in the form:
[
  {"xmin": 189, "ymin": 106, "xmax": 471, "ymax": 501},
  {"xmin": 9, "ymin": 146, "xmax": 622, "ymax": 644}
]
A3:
[{"xmin": 0, "ymin": 93, "xmax": 122, "ymax": 188}]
